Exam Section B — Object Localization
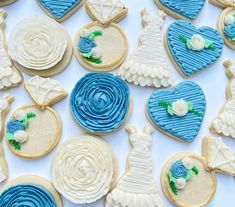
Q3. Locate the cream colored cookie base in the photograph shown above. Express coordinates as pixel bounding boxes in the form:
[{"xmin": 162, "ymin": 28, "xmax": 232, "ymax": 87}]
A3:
[
  {"xmin": 0, "ymin": 0, "xmax": 16, "ymax": 6},
  {"xmin": 161, "ymin": 153, "xmax": 217, "ymax": 207},
  {"xmin": 0, "ymin": 175, "xmax": 63, "ymax": 206},
  {"xmin": 36, "ymin": 0, "xmax": 85, "ymax": 23},
  {"xmin": 209, "ymin": 0, "xmax": 234, "ymax": 8},
  {"xmin": 14, "ymin": 29, "xmax": 72, "ymax": 77},
  {"xmin": 6, "ymin": 104, "xmax": 62, "ymax": 159},
  {"xmin": 73, "ymin": 21, "xmax": 128, "ymax": 72}
]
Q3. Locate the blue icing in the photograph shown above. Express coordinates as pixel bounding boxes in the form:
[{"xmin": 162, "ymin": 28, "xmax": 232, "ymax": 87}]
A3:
[
  {"xmin": 0, "ymin": 184, "xmax": 56, "ymax": 207},
  {"xmin": 78, "ymin": 37, "xmax": 96, "ymax": 53},
  {"xmin": 7, "ymin": 119, "xmax": 24, "ymax": 134},
  {"xmin": 38, "ymin": 0, "xmax": 81, "ymax": 20},
  {"xmin": 170, "ymin": 160, "xmax": 188, "ymax": 179},
  {"xmin": 147, "ymin": 81, "xmax": 206, "ymax": 143},
  {"xmin": 160, "ymin": 0, "xmax": 205, "ymax": 19},
  {"xmin": 167, "ymin": 20, "xmax": 224, "ymax": 77},
  {"xmin": 224, "ymin": 24, "xmax": 235, "ymax": 40},
  {"xmin": 70, "ymin": 73, "xmax": 130, "ymax": 133}
]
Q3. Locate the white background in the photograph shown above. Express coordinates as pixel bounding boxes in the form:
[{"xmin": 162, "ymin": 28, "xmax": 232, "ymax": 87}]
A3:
[{"xmin": 1, "ymin": 0, "xmax": 235, "ymax": 206}]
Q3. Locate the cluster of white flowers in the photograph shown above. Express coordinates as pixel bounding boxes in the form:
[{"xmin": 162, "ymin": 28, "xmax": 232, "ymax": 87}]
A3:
[
  {"xmin": 172, "ymin": 99, "xmax": 189, "ymax": 117},
  {"xmin": 14, "ymin": 110, "xmax": 28, "ymax": 144},
  {"xmin": 225, "ymin": 14, "xmax": 235, "ymax": 25}
]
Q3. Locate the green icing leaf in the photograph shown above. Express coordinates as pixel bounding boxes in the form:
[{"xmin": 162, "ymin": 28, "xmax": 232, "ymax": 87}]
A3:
[
  {"xmin": 186, "ymin": 170, "xmax": 193, "ymax": 180},
  {"xmin": 10, "ymin": 140, "xmax": 21, "ymax": 150},
  {"xmin": 186, "ymin": 40, "xmax": 192, "ymax": 50},
  {"xmin": 167, "ymin": 105, "xmax": 174, "ymax": 116},
  {"xmin": 27, "ymin": 112, "xmax": 36, "ymax": 119},
  {"xmin": 168, "ymin": 171, "xmax": 176, "ymax": 183},
  {"xmin": 82, "ymin": 52, "xmax": 92, "ymax": 58},
  {"xmin": 6, "ymin": 133, "xmax": 14, "ymax": 141},
  {"xmin": 232, "ymin": 37, "xmax": 235, "ymax": 42},
  {"xmin": 88, "ymin": 30, "xmax": 102, "ymax": 39},
  {"xmin": 158, "ymin": 100, "xmax": 170, "ymax": 107},
  {"xmin": 179, "ymin": 35, "xmax": 188, "ymax": 44},
  {"xmin": 169, "ymin": 181, "xmax": 177, "ymax": 195},
  {"xmin": 204, "ymin": 39, "xmax": 213, "ymax": 48},
  {"xmin": 192, "ymin": 166, "xmax": 199, "ymax": 175},
  {"xmin": 85, "ymin": 56, "xmax": 102, "ymax": 64},
  {"xmin": 188, "ymin": 102, "xmax": 193, "ymax": 111},
  {"xmin": 23, "ymin": 118, "xmax": 29, "ymax": 128}
]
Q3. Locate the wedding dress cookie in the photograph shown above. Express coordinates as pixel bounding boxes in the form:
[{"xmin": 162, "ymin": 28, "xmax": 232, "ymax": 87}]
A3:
[
  {"xmin": 147, "ymin": 81, "xmax": 206, "ymax": 143},
  {"xmin": 0, "ymin": 9, "xmax": 22, "ymax": 91},
  {"xmin": 118, "ymin": 9, "xmax": 174, "ymax": 88},
  {"xmin": 8, "ymin": 15, "xmax": 72, "ymax": 77},
  {"xmin": 70, "ymin": 73, "xmax": 132, "ymax": 134},
  {"xmin": 73, "ymin": 0, "xmax": 128, "ymax": 72},
  {"xmin": 106, "ymin": 125, "xmax": 165, "ymax": 207},
  {"xmin": 0, "ymin": 0, "xmax": 17, "ymax": 6},
  {"xmin": 210, "ymin": 61, "xmax": 235, "ymax": 138},
  {"xmin": 51, "ymin": 135, "xmax": 117, "ymax": 204},
  {"xmin": 36, "ymin": 0, "xmax": 85, "ymax": 22},
  {"xmin": 202, "ymin": 136, "xmax": 235, "ymax": 176},
  {"xmin": 165, "ymin": 20, "xmax": 224, "ymax": 78},
  {"xmin": 0, "ymin": 94, "xmax": 14, "ymax": 183},
  {"xmin": 161, "ymin": 153, "xmax": 217, "ymax": 207},
  {"xmin": 154, "ymin": 0, "xmax": 206, "ymax": 20},
  {"xmin": 209, "ymin": 0, "xmax": 235, "ymax": 8},
  {"xmin": 5, "ymin": 76, "xmax": 67, "ymax": 159},
  {"xmin": 0, "ymin": 175, "xmax": 62, "ymax": 207}
]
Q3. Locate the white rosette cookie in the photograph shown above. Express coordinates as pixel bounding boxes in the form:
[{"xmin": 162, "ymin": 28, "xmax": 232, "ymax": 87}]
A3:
[
  {"xmin": 51, "ymin": 135, "xmax": 117, "ymax": 204},
  {"xmin": 8, "ymin": 15, "xmax": 72, "ymax": 77}
]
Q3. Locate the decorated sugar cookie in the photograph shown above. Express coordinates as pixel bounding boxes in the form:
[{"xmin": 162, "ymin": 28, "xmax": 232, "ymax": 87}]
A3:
[
  {"xmin": 8, "ymin": 15, "xmax": 72, "ymax": 77},
  {"xmin": 106, "ymin": 125, "xmax": 165, "ymax": 207},
  {"xmin": 209, "ymin": 0, "xmax": 235, "ymax": 8},
  {"xmin": 202, "ymin": 136, "xmax": 235, "ymax": 176},
  {"xmin": 51, "ymin": 135, "xmax": 117, "ymax": 204},
  {"xmin": 161, "ymin": 153, "xmax": 217, "ymax": 207},
  {"xmin": 165, "ymin": 20, "xmax": 224, "ymax": 78},
  {"xmin": 0, "ymin": 175, "xmax": 62, "ymax": 206},
  {"xmin": 0, "ymin": 0, "xmax": 17, "ymax": 6},
  {"xmin": 154, "ymin": 0, "xmax": 206, "ymax": 20},
  {"xmin": 147, "ymin": 81, "xmax": 206, "ymax": 143},
  {"xmin": 118, "ymin": 9, "xmax": 174, "ymax": 88},
  {"xmin": 73, "ymin": 0, "xmax": 128, "ymax": 72},
  {"xmin": 0, "ymin": 94, "xmax": 14, "ymax": 183},
  {"xmin": 0, "ymin": 9, "xmax": 22, "ymax": 91},
  {"xmin": 70, "ymin": 73, "xmax": 131, "ymax": 134},
  {"xmin": 5, "ymin": 76, "xmax": 67, "ymax": 159},
  {"xmin": 210, "ymin": 61, "xmax": 235, "ymax": 138},
  {"xmin": 36, "ymin": 0, "xmax": 85, "ymax": 22}
]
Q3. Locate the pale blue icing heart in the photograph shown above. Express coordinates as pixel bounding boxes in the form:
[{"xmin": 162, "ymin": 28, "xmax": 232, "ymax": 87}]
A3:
[
  {"xmin": 160, "ymin": 0, "xmax": 205, "ymax": 19},
  {"xmin": 167, "ymin": 20, "xmax": 224, "ymax": 77},
  {"xmin": 147, "ymin": 81, "xmax": 206, "ymax": 143},
  {"xmin": 38, "ymin": 0, "xmax": 81, "ymax": 20}
]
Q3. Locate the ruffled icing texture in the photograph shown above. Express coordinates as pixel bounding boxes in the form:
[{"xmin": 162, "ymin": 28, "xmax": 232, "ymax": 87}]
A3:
[
  {"xmin": 167, "ymin": 20, "xmax": 224, "ymax": 77},
  {"xmin": 70, "ymin": 73, "xmax": 130, "ymax": 133},
  {"xmin": 224, "ymin": 24, "xmax": 235, "ymax": 40},
  {"xmin": 0, "ymin": 184, "xmax": 56, "ymax": 207},
  {"xmin": 159, "ymin": 0, "xmax": 205, "ymax": 19},
  {"xmin": 38, "ymin": 0, "xmax": 81, "ymax": 19},
  {"xmin": 147, "ymin": 81, "xmax": 206, "ymax": 142}
]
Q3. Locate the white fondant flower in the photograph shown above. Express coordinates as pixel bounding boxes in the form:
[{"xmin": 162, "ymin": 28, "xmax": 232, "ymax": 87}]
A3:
[
  {"xmin": 172, "ymin": 99, "xmax": 189, "ymax": 117},
  {"xmin": 175, "ymin": 178, "xmax": 186, "ymax": 190},
  {"xmin": 14, "ymin": 130, "xmax": 28, "ymax": 144},
  {"xmin": 190, "ymin": 34, "xmax": 205, "ymax": 51},
  {"xmin": 225, "ymin": 14, "xmax": 235, "ymax": 25},
  {"xmin": 182, "ymin": 157, "xmax": 193, "ymax": 170},
  {"xmin": 80, "ymin": 28, "xmax": 89, "ymax": 38},
  {"xmin": 91, "ymin": 47, "xmax": 102, "ymax": 59},
  {"xmin": 14, "ymin": 110, "xmax": 25, "ymax": 121}
]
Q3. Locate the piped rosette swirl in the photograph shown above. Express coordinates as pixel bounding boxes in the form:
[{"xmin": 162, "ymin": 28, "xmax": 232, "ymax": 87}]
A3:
[
  {"xmin": 51, "ymin": 135, "xmax": 117, "ymax": 204},
  {"xmin": 70, "ymin": 73, "xmax": 131, "ymax": 134}
]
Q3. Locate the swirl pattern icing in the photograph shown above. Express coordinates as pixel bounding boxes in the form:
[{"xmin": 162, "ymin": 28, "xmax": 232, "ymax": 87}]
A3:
[
  {"xmin": 170, "ymin": 161, "xmax": 188, "ymax": 179},
  {"xmin": 147, "ymin": 81, "xmax": 206, "ymax": 143},
  {"xmin": 0, "ymin": 184, "xmax": 56, "ymax": 207},
  {"xmin": 6, "ymin": 119, "xmax": 24, "ymax": 134},
  {"xmin": 159, "ymin": 0, "xmax": 205, "ymax": 19},
  {"xmin": 70, "ymin": 73, "xmax": 130, "ymax": 133},
  {"xmin": 51, "ymin": 135, "xmax": 116, "ymax": 204},
  {"xmin": 167, "ymin": 20, "xmax": 224, "ymax": 77},
  {"xmin": 8, "ymin": 16, "xmax": 68, "ymax": 70},
  {"xmin": 38, "ymin": 0, "xmax": 81, "ymax": 20},
  {"xmin": 224, "ymin": 24, "xmax": 235, "ymax": 39}
]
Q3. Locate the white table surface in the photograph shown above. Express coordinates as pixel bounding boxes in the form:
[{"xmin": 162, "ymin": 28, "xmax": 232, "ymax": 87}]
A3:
[{"xmin": 1, "ymin": 0, "xmax": 235, "ymax": 206}]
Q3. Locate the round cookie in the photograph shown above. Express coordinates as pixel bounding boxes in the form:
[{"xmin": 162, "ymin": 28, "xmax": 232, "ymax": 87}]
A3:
[
  {"xmin": 51, "ymin": 135, "xmax": 117, "ymax": 204},
  {"xmin": 209, "ymin": 0, "xmax": 235, "ymax": 8},
  {"xmin": 0, "ymin": 175, "xmax": 62, "ymax": 207},
  {"xmin": 70, "ymin": 73, "xmax": 132, "ymax": 135},
  {"xmin": 8, "ymin": 15, "xmax": 72, "ymax": 77},
  {"xmin": 0, "ymin": 0, "xmax": 17, "ymax": 6},
  {"xmin": 161, "ymin": 153, "xmax": 217, "ymax": 207}
]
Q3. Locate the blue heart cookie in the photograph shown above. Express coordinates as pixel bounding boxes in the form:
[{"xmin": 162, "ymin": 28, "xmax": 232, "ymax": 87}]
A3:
[
  {"xmin": 159, "ymin": 0, "xmax": 205, "ymax": 20},
  {"xmin": 38, "ymin": 0, "xmax": 82, "ymax": 21},
  {"xmin": 147, "ymin": 81, "xmax": 206, "ymax": 143},
  {"xmin": 166, "ymin": 20, "xmax": 224, "ymax": 77}
]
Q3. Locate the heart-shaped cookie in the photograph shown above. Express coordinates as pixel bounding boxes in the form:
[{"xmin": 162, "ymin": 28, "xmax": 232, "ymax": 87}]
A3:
[
  {"xmin": 155, "ymin": 0, "xmax": 205, "ymax": 20},
  {"xmin": 166, "ymin": 20, "xmax": 224, "ymax": 77},
  {"xmin": 147, "ymin": 81, "xmax": 206, "ymax": 143},
  {"xmin": 37, "ymin": 0, "xmax": 84, "ymax": 22}
]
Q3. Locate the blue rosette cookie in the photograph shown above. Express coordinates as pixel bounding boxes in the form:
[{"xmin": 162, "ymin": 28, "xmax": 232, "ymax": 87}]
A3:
[{"xmin": 70, "ymin": 73, "xmax": 132, "ymax": 134}]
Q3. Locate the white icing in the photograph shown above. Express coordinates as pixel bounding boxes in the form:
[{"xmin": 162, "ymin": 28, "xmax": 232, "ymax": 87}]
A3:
[
  {"xmin": 175, "ymin": 178, "xmax": 186, "ymax": 190},
  {"xmin": 8, "ymin": 16, "xmax": 67, "ymax": 71},
  {"xmin": 106, "ymin": 125, "xmax": 165, "ymax": 207},
  {"xmin": 117, "ymin": 9, "xmax": 173, "ymax": 88},
  {"xmin": 51, "ymin": 135, "xmax": 116, "ymax": 204},
  {"xmin": 190, "ymin": 34, "xmax": 205, "ymax": 51},
  {"xmin": 25, "ymin": 76, "xmax": 67, "ymax": 107},
  {"xmin": 79, "ymin": 28, "xmax": 89, "ymax": 37},
  {"xmin": 14, "ymin": 110, "xmax": 25, "ymax": 121},
  {"xmin": 14, "ymin": 130, "xmax": 28, "ymax": 144},
  {"xmin": 211, "ymin": 61, "xmax": 235, "ymax": 138},
  {"xmin": 225, "ymin": 14, "xmax": 235, "ymax": 25},
  {"xmin": 182, "ymin": 157, "xmax": 193, "ymax": 170},
  {"xmin": 172, "ymin": 99, "xmax": 189, "ymax": 117},
  {"xmin": 91, "ymin": 47, "xmax": 102, "ymax": 59}
]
